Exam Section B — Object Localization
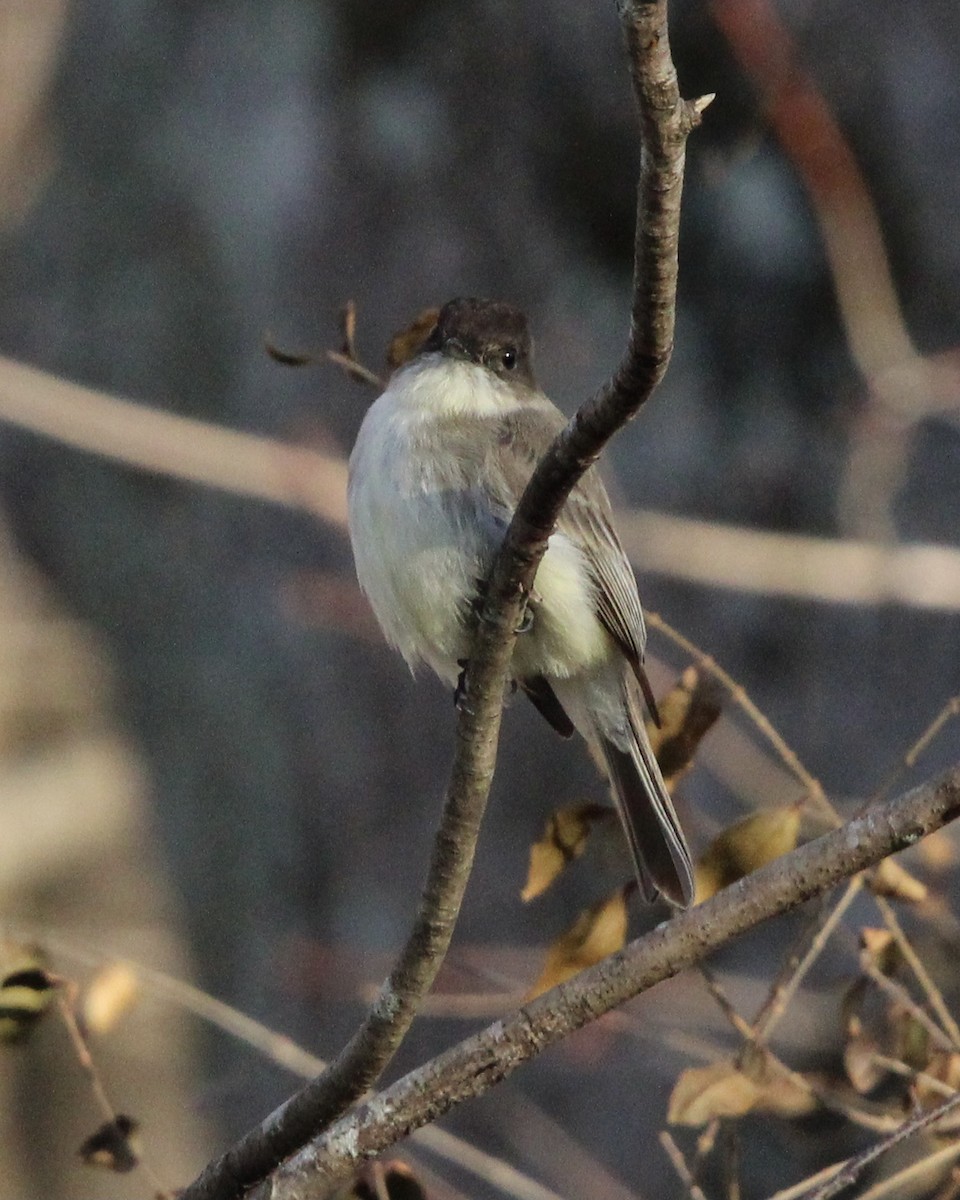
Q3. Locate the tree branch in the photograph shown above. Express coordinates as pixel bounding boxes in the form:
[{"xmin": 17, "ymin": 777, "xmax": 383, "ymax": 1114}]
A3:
[
  {"xmin": 179, "ymin": 3, "xmax": 705, "ymax": 1199},
  {"xmin": 256, "ymin": 766, "xmax": 960, "ymax": 1198}
]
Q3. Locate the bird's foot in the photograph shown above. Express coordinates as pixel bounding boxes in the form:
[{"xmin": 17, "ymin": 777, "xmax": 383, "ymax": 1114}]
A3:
[{"xmin": 454, "ymin": 658, "xmax": 470, "ymax": 712}]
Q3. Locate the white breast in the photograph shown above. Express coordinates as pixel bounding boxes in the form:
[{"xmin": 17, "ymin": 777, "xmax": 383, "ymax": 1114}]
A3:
[
  {"xmin": 347, "ymin": 358, "xmax": 511, "ymax": 682},
  {"xmin": 348, "ymin": 355, "xmax": 612, "ymax": 686}
]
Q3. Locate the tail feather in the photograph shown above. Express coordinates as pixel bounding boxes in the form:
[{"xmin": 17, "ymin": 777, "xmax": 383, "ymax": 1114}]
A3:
[
  {"xmin": 599, "ymin": 684, "xmax": 694, "ymax": 907},
  {"xmin": 548, "ymin": 669, "xmax": 695, "ymax": 907}
]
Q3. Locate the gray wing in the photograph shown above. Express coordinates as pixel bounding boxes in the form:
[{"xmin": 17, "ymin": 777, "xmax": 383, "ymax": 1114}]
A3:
[{"xmin": 491, "ymin": 404, "xmax": 652, "ymax": 693}]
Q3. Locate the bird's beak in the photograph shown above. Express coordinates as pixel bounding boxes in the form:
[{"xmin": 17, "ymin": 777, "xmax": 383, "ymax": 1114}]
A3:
[{"xmin": 444, "ymin": 336, "xmax": 471, "ymax": 362}]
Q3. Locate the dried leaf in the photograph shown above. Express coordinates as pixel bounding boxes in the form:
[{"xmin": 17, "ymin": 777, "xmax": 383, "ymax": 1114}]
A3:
[
  {"xmin": 648, "ymin": 667, "xmax": 723, "ymax": 789},
  {"xmin": 869, "ymin": 857, "xmax": 928, "ymax": 903},
  {"xmin": 752, "ymin": 1071, "xmax": 818, "ymax": 1118},
  {"xmin": 527, "ymin": 886, "xmax": 630, "ymax": 999},
  {"xmin": 843, "ymin": 1019, "xmax": 886, "ymax": 1094},
  {"xmin": 694, "ymin": 805, "xmax": 802, "ymax": 901},
  {"xmin": 83, "ymin": 963, "xmax": 140, "ymax": 1035},
  {"xmin": 917, "ymin": 829, "xmax": 959, "ymax": 873},
  {"xmin": 386, "ymin": 308, "xmax": 440, "ymax": 372},
  {"xmin": 859, "ymin": 927, "xmax": 898, "ymax": 974},
  {"xmin": 916, "ymin": 1051, "xmax": 960, "ymax": 1113},
  {"xmin": 264, "ymin": 340, "xmax": 315, "ymax": 367},
  {"xmin": 668, "ymin": 1060, "xmax": 760, "ymax": 1126},
  {"xmin": 521, "ymin": 803, "xmax": 611, "ymax": 901},
  {"xmin": 77, "ymin": 1115, "xmax": 139, "ymax": 1173},
  {"xmin": 891, "ymin": 1006, "xmax": 931, "ymax": 1071},
  {"xmin": 0, "ymin": 940, "xmax": 53, "ymax": 1044}
]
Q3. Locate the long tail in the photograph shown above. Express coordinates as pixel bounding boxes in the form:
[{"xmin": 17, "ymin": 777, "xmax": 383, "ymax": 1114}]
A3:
[
  {"xmin": 548, "ymin": 669, "xmax": 694, "ymax": 906},
  {"xmin": 600, "ymin": 734, "xmax": 693, "ymax": 905},
  {"xmin": 596, "ymin": 682, "xmax": 694, "ymax": 907}
]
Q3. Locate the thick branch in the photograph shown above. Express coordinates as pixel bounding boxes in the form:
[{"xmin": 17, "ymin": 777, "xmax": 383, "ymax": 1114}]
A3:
[{"xmin": 258, "ymin": 766, "xmax": 960, "ymax": 1198}]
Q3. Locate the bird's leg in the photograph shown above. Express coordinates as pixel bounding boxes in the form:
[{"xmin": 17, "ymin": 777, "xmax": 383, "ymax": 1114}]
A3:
[
  {"xmin": 455, "ymin": 581, "xmax": 539, "ymax": 709},
  {"xmin": 454, "ymin": 658, "xmax": 470, "ymax": 712}
]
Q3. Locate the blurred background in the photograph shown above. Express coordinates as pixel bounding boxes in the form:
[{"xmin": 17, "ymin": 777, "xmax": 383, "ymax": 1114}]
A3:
[{"xmin": 0, "ymin": 0, "xmax": 959, "ymax": 1197}]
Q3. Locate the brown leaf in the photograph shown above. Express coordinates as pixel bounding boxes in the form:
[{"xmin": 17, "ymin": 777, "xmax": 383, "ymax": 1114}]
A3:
[
  {"xmin": 668, "ymin": 1060, "xmax": 760, "ymax": 1126},
  {"xmin": 83, "ymin": 963, "xmax": 140, "ymax": 1035},
  {"xmin": 869, "ymin": 857, "xmax": 928, "ymax": 903},
  {"xmin": 859, "ymin": 927, "xmax": 898, "ymax": 974},
  {"xmin": 527, "ymin": 886, "xmax": 630, "ymax": 999},
  {"xmin": 694, "ymin": 805, "xmax": 802, "ymax": 901},
  {"xmin": 916, "ymin": 1051, "xmax": 960, "ymax": 1115},
  {"xmin": 386, "ymin": 308, "xmax": 440, "ymax": 372},
  {"xmin": 648, "ymin": 667, "xmax": 723, "ymax": 789},
  {"xmin": 891, "ymin": 1006, "xmax": 931, "ymax": 1071},
  {"xmin": 0, "ymin": 940, "xmax": 53, "ymax": 1044},
  {"xmin": 843, "ymin": 1018, "xmax": 886, "ymax": 1094},
  {"xmin": 521, "ymin": 803, "xmax": 611, "ymax": 901},
  {"xmin": 752, "ymin": 1070, "xmax": 818, "ymax": 1119},
  {"xmin": 77, "ymin": 1115, "xmax": 139, "ymax": 1173}
]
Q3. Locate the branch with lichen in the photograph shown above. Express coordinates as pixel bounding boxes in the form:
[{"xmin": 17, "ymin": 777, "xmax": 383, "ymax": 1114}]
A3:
[{"xmin": 249, "ymin": 766, "xmax": 960, "ymax": 1198}]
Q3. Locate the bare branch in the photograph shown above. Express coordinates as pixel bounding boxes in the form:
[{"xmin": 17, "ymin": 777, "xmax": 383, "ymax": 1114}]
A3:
[
  {"xmin": 256, "ymin": 766, "xmax": 960, "ymax": 1197},
  {"xmin": 179, "ymin": 4, "xmax": 705, "ymax": 1199},
  {"xmin": 792, "ymin": 1087, "xmax": 960, "ymax": 1200}
]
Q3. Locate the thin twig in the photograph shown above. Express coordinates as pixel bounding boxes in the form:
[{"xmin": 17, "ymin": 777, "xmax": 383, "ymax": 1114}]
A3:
[
  {"xmin": 700, "ymin": 966, "xmax": 898, "ymax": 1135},
  {"xmin": 54, "ymin": 983, "xmax": 116, "ymax": 1124},
  {"xmin": 791, "ymin": 1090, "xmax": 960, "ymax": 1200},
  {"xmin": 254, "ymin": 766, "xmax": 960, "ymax": 1197},
  {"xmin": 870, "ymin": 893, "xmax": 960, "ymax": 1050},
  {"xmin": 54, "ymin": 981, "xmax": 169, "ymax": 1196},
  {"xmin": 869, "ymin": 697, "xmax": 960, "ymax": 807},
  {"xmin": 645, "ymin": 611, "xmax": 835, "ymax": 824},
  {"xmin": 860, "ymin": 959, "xmax": 958, "ymax": 1056},
  {"xmin": 854, "ymin": 1142, "xmax": 960, "ymax": 1200},
  {"xmin": 660, "ymin": 1131, "xmax": 711, "ymax": 1200},
  {"xmin": 752, "ymin": 878, "xmax": 863, "ymax": 1043},
  {"xmin": 868, "ymin": 1053, "xmax": 958, "ymax": 1101},
  {"xmin": 4, "ymin": 924, "xmax": 565, "ymax": 1200}
]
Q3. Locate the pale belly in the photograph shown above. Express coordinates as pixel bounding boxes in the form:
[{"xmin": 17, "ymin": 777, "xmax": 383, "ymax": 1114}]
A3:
[{"xmin": 348, "ymin": 382, "xmax": 610, "ymax": 686}]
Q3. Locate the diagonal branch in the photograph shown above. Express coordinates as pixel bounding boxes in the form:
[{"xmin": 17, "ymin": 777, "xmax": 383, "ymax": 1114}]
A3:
[
  {"xmin": 255, "ymin": 766, "xmax": 960, "ymax": 1198},
  {"xmin": 179, "ymin": 4, "xmax": 707, "ymax": 1200}
]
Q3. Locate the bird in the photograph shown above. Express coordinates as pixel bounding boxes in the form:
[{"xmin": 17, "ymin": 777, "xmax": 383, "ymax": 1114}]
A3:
[{"xmin": 347, "ymin": 296, "xmax": 694, "ymax": 906}]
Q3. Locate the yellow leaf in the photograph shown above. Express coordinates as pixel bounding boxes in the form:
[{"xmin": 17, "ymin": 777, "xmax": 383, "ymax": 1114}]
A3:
[
  {"xmin": 527, "ymin": 887, "xmax": 630, "ymax": 999},
  {"xmin": 752, "ymin": 1071, "xmax": 818, "ymax": 1119},
  {"xmin": 521, "ymin": 803, "xmax": 610, "ymax": 901},
  {"xmin": 647, "ymin": 667, "xmax": 723, "ymax": 790},
  {"xmin": 843, "ymin": 1022, "xmax": 885, "ymax": 1094},
  {"xmin": 668, "ymin": 1060, "xmax": 760, "ymax": 1126},
  {"xmin": 694, "ymin": 805, "xmax": 802, "ymax": 902},
  {"xmin": 83, "ymin": 963, "xmax": 140, "ymax": 1035}
]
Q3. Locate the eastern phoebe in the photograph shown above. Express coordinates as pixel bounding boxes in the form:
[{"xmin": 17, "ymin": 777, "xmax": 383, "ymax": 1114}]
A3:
[{"xmin": 348, "ymin": 297, "xmax": 694, "ymax": 906}]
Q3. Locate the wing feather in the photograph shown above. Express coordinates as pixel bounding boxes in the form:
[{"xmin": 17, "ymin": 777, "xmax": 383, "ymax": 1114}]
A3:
[{"xmin": 491, "ymin": 405, "xmax": 650, "ymax": 681}]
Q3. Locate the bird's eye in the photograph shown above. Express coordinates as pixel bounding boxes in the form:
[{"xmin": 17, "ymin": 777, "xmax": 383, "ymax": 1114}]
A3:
[{"xmin": 501, "ymin": 347, "xmax": 517, "ymax": 371}]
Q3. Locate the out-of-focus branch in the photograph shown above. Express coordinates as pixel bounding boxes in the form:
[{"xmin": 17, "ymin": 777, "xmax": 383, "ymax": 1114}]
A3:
[
  {"xmin": 711, "ymin": 0, "xmax": 957, "ymax": 539},
  {"xmin": 619, "ymin": 509, "xmax": 960, "ymax": 611},
  {"xmin": 792, "ymin": 1086, "xmax": 960, "ymax": 1200},
  {"xmin": 252, "ymin": 767, "xmax": 960, "ymax": 1198},
  {"xmin": 8, "ymin": 354, "xmax": 960, "ymax": 611},
  {"xmin": 180, "ymin": 4, "xmax": 707, "ymax": 1200},
  {"xmin": 0, "ymin": 353, "xmax": 348, "ymax": 526}
]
